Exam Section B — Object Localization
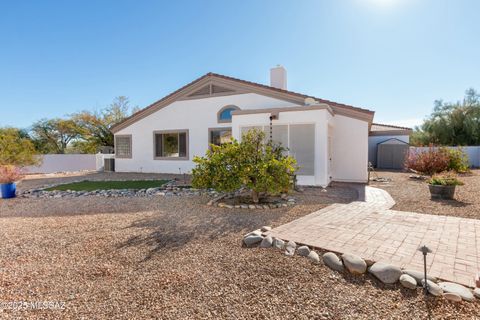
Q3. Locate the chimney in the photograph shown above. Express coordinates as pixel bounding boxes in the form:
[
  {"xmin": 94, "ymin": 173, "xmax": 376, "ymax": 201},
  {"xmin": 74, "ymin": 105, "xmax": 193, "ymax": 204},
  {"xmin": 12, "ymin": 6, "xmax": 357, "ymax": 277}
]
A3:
[{"xmin": 270, "ymin": 65, "xmax": 287, "ymax": 90}]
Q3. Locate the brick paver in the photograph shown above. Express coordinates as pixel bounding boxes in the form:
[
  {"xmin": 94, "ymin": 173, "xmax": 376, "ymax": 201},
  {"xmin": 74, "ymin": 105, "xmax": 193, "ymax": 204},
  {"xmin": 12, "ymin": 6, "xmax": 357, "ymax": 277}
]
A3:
[{"xmin": 268, "ymin": 186, "xmax": 480, "ymax": 287}]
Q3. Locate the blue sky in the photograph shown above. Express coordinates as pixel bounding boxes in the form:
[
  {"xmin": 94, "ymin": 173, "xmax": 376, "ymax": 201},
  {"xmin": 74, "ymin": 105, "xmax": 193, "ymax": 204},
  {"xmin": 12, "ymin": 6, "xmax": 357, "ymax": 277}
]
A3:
[{"xmin": 1, "ymin": 0, "xmax": 479, "ymax": 128}]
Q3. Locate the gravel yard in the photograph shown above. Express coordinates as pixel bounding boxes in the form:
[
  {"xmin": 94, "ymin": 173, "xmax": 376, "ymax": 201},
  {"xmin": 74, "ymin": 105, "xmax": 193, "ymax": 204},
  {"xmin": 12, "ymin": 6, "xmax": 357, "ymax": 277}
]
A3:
[
  {"xmin": 1, "ymin": 173, "xmax": 479, "ymax": 319},
  {"xmin": 371, "ymin": 169, "xmax": 480, "ymax": 219}
]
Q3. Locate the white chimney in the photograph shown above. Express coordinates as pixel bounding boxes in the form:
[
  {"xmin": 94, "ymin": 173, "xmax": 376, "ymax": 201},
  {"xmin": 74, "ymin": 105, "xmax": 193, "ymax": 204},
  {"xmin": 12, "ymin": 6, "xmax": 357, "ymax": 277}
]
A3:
[{"xmin": 270, "ymin": 65, "xmax": 287, "ymax": 90}]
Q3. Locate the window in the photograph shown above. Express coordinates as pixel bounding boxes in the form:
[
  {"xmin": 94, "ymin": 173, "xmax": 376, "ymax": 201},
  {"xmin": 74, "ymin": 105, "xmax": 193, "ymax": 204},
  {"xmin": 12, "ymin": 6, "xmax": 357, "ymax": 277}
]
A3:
[
  {"xmin": 115, "ymin": 135, "xmax": 132, "ymax": 158},
  {"xmin": 209, "ymin": 128, "xmax": 232, "ymax": 146},
  {"xmin": 217, "ymin": 105, "xmax": 240, "ymax": 123},
  {"xmin": 154, "ymin": 130, "xmax": 188, "ymax": 160}
]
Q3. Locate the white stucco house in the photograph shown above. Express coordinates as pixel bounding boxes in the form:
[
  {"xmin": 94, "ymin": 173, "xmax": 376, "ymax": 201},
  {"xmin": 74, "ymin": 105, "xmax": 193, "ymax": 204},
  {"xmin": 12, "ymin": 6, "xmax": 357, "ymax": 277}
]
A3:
[{"xmin": 111, "ymin": 66, "xmax": 380, "ymax": 186}]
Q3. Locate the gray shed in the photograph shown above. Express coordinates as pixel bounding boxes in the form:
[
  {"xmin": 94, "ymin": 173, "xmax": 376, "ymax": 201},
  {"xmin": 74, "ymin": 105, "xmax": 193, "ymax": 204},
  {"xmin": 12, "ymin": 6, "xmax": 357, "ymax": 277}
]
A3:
[{"xmin": 376, "ymin": 138, "xmax": 409, "ymax": 169}]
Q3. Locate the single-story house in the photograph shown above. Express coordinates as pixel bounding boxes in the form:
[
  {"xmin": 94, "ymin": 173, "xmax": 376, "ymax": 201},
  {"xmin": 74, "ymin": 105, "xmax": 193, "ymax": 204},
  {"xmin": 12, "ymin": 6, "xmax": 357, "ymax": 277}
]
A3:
[
  {"xmin": 111, "ymin": 66, "xmax": 377, "ymax": 186},
  {"xmin": 368, "ymin": 123, "xmax": 412, "ymax": 168}
]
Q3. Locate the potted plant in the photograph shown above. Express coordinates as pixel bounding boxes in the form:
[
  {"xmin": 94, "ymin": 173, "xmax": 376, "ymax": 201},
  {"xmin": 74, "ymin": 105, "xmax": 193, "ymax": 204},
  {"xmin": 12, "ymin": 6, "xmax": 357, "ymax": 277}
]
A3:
[
  {"xmin": 0, "ymin": 165, "xmax": 24, "ymax": 199},
  {"xmin": 427, "ymin": 171, "xmax": 463, "ymax": 200}
]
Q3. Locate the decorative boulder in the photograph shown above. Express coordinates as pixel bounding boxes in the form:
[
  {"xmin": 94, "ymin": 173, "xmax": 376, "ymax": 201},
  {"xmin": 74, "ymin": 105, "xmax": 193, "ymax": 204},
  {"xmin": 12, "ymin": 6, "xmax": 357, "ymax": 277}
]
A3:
[
  {"xmin": 273, "ymin": 238, "xmax": 285, "ymax": 250},
  {"xmin": 243, "ymin": 235, "xmax": 263, "ymax": 247},
  {"xmin": 297, "ymin": 246, "xmax": 311, "ymax": 257},
  {"xmin": 285, "ymin": 241, "xmax": 297, "ymax": 256},
  {"xmin": 323, "ymin": 252, "xmax": 344, "ymax": 272},
  {"xmin": 421, "ymin": 279, "xmax": 443, "ymax": 297},
  {"xmin": 399, "ymin": 274, "xmax": 417, "ymax": 290},
  {"xmin": 444, "ymin": 292, "xmax": 462, "ymax": 303},
  {"xmin": 438, "ymin": 282, "xmax": 475, "ymax": 302},
  {"xmin": 368, "ymin": 262, "xmax": 402, "ymax": 284},
  {"xmin": 307, "ymin": 251, "xmax": 320, "ymax": 264},
  {"xmin": 402, "ymin": 269, "xmax": 437, "ymax": 285},
  {"xmin": 341, "ymin": 253, "xmax": 367, "ymax": 275},
  {"xmin": 259, "ymin": 236, "xmax": 273, "ymax": 248}
]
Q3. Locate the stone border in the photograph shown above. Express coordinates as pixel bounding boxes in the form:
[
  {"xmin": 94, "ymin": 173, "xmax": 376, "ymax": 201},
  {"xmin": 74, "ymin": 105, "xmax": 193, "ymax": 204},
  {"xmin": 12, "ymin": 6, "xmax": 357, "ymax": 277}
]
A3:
[
  {"xmin": 207, "ymin": 193, "xmax": 296, "ymax": 210},
  {"xmin": 243, "ymin": 228, "xmax": 480, "ymax": 303}
]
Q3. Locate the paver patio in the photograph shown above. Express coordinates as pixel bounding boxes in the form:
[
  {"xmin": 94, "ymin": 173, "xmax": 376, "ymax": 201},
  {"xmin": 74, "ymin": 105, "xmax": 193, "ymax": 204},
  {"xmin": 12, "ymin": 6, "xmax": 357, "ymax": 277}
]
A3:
[{"xmin": 268, "ymin": 186, "xmax": 480, "ymax": 287}]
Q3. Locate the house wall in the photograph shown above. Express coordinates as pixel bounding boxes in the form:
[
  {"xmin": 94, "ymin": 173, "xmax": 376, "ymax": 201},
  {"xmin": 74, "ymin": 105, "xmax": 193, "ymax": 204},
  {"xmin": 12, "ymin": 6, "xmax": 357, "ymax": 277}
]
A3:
[
  {"xmin": 368, "ymin": 135, "xmax": 410, "ymax": 167},
  {"xmin": 232, "ymin": 109, "xmax": 331, "ymax": 186},
  {"xmin": 330, "ymin": 115, "xmax": 370, "ymax": 183},
  {"xmin": 114, "ymin": 93, "xmax": 297, "ymax": 174}
]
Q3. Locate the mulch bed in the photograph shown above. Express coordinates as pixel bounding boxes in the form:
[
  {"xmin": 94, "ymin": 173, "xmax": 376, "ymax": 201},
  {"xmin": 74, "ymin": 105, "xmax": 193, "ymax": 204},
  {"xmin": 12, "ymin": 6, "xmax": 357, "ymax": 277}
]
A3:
[
  {"xmin": 0, "ymin": 175, "xmax": 479, "ymax": 319},
  {"xmin": 371, "ymin": 169, "xmax": 480, "ymax": 219}
]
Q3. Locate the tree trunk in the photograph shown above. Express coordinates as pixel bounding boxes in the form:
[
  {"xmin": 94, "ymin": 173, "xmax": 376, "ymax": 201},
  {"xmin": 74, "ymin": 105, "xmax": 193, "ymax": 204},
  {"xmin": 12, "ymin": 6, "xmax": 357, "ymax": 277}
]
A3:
[{"xmin": 251, "ymin": 190, "xmax": 259, "ymax": 204}]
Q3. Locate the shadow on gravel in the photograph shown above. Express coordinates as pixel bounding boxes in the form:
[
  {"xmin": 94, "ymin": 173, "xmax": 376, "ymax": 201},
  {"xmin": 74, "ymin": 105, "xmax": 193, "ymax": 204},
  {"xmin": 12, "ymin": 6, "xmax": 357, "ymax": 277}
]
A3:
[
  {"xmin": 117, "ymin": 206, "xmax": 287, "ymax": 261},
  {"xmin": 431, "ymin": 198, "xmax": 472, "ymax": 208}
]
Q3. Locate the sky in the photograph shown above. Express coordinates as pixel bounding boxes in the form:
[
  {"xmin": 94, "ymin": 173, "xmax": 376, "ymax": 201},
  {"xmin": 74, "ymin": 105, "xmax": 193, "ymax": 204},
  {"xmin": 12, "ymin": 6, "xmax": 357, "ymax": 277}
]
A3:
[{"xmin": 1, "ymin": 0, "xmax": 479, "ymax": 129}]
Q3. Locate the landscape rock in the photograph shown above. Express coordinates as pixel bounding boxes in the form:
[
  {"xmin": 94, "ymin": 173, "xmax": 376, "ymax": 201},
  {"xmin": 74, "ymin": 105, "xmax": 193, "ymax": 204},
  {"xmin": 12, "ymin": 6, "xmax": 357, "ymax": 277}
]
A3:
[
  {"xmin": 368, "ymin": 262, "xmax": 402, "ymax": 284},
  {"xmin": 243, "ymin": 235, "xmax": 263, "ymax": 247},
  {"xmin": 261, "ymin": 226, "xmax": 271, "ymax": 232},
  {"xmin": 285, "ymin": 240, "xmax": 297, "ymax": 256},
  {"xmin": 444, "ymin": 292, "xmax": 462, "ymax": 303},
  {"xmin": 438, "ymin": 282, "xmax": 475, "ymax": 302},
  {"xmin": 421, "ymin": 279, "xmax": 443, "ymax": 297},
  {"xmin": 297, "ymin": 246, "xmax": 311, "ymax": 257},
  {"xmin": 402, "ymin": 269, "xmax": 437, "ymax": 285},
  {"xmin": 341, "ymin": 253, "xmax": 367, "ymax": 275},
  {"xmin": 473, "ymin": 288, "xmax": 480, "ymax": 299},
  {"xmin": 244, "ymin": 229, "xmax": 262, "ymax": 238},
  {"xmin": 259, "ymin": 236, "xmax": 273, "ymax": 248},
  {"xmin": 273, "ymin": 238, "xmax": 285, "ymax": 250},
  {"xmin": 323, "ymin": 252, "xmax": 344, "ymax": 272},
  {"xmin": 307, "ymin": 251, "xmax": 320, "ymax": 264},
  {"xmin": 399, "ymin": 274, "xmax": 417, "ymax": 290}
]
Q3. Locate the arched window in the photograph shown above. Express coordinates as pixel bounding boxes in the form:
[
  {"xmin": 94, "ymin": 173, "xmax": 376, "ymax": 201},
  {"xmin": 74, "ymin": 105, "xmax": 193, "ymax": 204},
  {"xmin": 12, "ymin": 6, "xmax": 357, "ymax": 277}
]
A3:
[{"xmin": 217, "ymin": 105, "xmax": 240, "ymax": 123}]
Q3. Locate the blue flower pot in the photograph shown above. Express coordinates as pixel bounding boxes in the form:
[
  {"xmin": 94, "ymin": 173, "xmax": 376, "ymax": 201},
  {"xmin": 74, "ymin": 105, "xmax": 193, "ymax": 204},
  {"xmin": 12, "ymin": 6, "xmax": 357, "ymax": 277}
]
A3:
[{"xmin": 1, "ymin": 183, "xmax": 16, "ymax": 199}]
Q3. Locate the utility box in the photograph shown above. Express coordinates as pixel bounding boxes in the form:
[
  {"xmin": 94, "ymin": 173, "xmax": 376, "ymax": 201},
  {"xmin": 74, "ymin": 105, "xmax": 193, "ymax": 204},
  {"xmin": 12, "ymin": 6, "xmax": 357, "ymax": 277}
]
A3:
[{"xmin": 104, "ymin": 158, "xmax": 115, "ymax": 172}]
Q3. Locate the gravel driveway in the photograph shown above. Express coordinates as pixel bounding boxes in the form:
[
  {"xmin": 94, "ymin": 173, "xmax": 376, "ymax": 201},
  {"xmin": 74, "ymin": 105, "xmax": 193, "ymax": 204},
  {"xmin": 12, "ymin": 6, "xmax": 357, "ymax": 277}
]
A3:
[{"xmin": 1, "ymin": 174, "xmax": 479, "ymax": 319}]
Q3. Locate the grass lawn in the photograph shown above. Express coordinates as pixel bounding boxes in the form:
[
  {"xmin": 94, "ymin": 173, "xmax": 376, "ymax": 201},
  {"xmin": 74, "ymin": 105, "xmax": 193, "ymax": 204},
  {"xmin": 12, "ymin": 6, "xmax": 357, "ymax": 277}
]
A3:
[{"xmin": 45, "ymin": 180, "xmax": 169, "ymax": 191}]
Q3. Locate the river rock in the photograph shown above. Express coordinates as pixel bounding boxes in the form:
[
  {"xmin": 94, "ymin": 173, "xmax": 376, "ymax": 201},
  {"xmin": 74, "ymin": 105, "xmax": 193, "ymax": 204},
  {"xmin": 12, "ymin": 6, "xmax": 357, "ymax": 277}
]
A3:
[
  {"xmin": 261, "ymin": 226, "xmax": 271, "ymax": 232},
  {"xmin": 422, "ymin": 279, "xmax": 443, "ymax": 297},
  {"xmin": 444, "ymin": 292, "xmax": 462, "ymax": 302},
  {"xmin": 259, "ymin": 236, "xmax": 273, "ymax": 248},
  {"xmin": 341, "ymin": 253, "xmax": 367, "ymax": 275},
  {"xmin": 399, "ymin": 274, "xmax": 417, "ymax": 290},
  {"xmin": 297, "ymin": 246, "xmax": 311, "ymax": 257},
  {"xmin": 323, "ymin": 252, "xmax": 344, "ymax": 272},
  {"xmin": 438, "ymin": 282, "xmax": 475, "ymax": 302},
  {"xmin": 368, "ymin": 262, "xmax": 402, "ymax": 284},
  {"xmin": 307, "ymin": 251, "xmax": 320, "ymax": 264},
  {"xmin": 243, "ymin": 235, "xmax": 263, "ymax": 247},
  {"xmin": 273, "ymin": 238, "xmax": 285, "ymax": 250},
  {"xmin": 285, "ymin": 241, "xmax": 297, "ymax": 256},
  {"xmin": 473, "ymin": 288, "xmax": 480, "ymax": 299},
  {"xmin": 402, "ymin": 269, "xmax": 437, "ymax": 285}
]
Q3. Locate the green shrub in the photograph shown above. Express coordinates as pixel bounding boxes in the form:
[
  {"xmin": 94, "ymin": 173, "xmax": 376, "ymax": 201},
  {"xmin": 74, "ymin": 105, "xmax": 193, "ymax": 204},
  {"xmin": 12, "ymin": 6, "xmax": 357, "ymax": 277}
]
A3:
[
  {"xmin": 192, "ymin": 129, "xmax": 297, "ymax": 203},
  {"xmin": 445, "ymin": 148, "xmax": 470, "ymax": 173},
  {"xmin": 428, "ymin": 171, "xmax": 464, "ymax": 186}
]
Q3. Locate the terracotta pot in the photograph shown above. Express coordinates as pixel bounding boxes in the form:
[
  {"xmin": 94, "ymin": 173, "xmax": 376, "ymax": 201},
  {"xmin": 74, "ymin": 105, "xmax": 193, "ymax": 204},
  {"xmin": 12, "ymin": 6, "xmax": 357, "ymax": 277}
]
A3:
[{"xmin": 428, "ymin": 184, "xmax": 456, "ymax": 200}]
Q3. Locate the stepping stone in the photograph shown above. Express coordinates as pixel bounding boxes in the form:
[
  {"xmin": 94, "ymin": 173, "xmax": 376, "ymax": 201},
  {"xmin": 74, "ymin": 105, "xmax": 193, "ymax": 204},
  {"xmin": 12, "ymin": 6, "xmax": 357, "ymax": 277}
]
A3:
[
  {"xmin": 341, "ymin": 253, "xmax": 367, "ymax": 275},
  {"xmin": 444, "ymin": 292, "xmax": 462, "ymax": 303},
  {"xmin": 368, "ymin": 262, "xmax": 402, "ymax": 284},
  {"xmin": 259, "ymin": 236, "xmax": 273, "ymax": 248},
  {"xmin": 438, "ymin": 282, "xmax": 475, "ymax": 302},
  {"xmin": 243, "ymin": 235, "xmax": 263, "ymax": 247},
  {"xmin": 323, "ymin": 252, "xmax": 344, "ymax": 272},
  {"xmin": 421, "ymin": 279, "xmax": 443, "ymax": 297},
  {"xmin": 307, "ymin": 251, "xmax": 320, "ymax": 264},
  {"xmin": 273, "ymin": 238, "xmax": 285, "ymax": 250},
  {"xmin": 402, "ymin": 269, "xmax": 437, "ymax": 285},
  {"xmin": 297, "ymin": 246, "xmax": 311, "ymax": 257},
  {"xmin": 399, "ymin": 274, "xmax": 417, "ymax": 290}
]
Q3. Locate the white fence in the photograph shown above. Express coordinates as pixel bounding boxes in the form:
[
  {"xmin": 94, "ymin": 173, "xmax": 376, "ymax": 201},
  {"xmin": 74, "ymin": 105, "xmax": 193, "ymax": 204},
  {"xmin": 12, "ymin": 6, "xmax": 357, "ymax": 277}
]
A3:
[
  {"xmin": 24, "ymin": 154, "xmax": 115, "ymax": 174},
  {"xmin": 409, "ymin": 146, "xmax": 480, "ymax": 168}
]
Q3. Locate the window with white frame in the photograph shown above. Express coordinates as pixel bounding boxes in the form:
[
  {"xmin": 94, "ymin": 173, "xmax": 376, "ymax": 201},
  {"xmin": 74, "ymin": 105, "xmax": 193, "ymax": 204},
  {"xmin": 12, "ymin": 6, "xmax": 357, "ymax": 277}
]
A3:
[
  {"xmin": 115, "ymin": 135, "xmax": 132, "ymax": 158},
  {"xmin": 154, "ymin": 130, "xmax": 188, "ymax": 159}
]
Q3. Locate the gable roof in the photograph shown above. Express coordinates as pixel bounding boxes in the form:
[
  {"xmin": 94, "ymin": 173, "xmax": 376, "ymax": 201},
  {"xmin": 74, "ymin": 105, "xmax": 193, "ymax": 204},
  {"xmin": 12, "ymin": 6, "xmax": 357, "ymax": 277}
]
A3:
[
  {"xmin": 111, "ymin": 72, "xmax": 375, "ymax": 133},
  {"xmin": 369, "ymin": 123, "xmax": 412, "ymax": 136}
]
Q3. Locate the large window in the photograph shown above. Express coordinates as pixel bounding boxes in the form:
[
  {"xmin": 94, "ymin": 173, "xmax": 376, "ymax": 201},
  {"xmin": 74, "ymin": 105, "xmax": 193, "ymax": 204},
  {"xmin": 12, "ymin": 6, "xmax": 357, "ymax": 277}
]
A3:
[
  {"xmin": 217, "ymin": 105, "xmax": 240, "ymax": 123},
  {"xmin": 115, "ymin": 135, "xmax": 132, "ymax": 158},
  {"xmin": 154, "ymin": 130, "xmax": 188, "ymax": 160},
  {"xmin": 209, "ymin": 128, "xmax": 232, "ymax": 146}
]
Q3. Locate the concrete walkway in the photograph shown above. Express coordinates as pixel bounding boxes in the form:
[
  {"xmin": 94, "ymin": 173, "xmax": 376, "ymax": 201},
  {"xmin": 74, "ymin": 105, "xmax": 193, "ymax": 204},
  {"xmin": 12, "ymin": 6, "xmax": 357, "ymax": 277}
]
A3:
[{"xmin": 268, "ymin": 186, "xmax": 480, "ymax": 287}]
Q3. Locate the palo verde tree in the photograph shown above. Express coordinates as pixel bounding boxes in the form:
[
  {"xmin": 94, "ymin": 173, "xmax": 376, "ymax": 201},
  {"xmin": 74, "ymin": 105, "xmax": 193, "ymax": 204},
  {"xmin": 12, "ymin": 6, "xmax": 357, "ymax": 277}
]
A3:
[
  {"xmin": 192, "ymin": 129, "xmax": 297, "ymax": 203},
  {"xmin": 0, "ymin": 127, "xmax": 39, "ymax": 166}
]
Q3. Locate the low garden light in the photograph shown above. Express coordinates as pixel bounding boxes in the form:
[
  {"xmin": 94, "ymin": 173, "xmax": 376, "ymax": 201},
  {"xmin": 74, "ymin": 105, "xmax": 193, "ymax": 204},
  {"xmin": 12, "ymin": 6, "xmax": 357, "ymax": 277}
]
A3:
[{"xmin": 418, "ymin": 244, "xmax": 432, "ymax": 294}]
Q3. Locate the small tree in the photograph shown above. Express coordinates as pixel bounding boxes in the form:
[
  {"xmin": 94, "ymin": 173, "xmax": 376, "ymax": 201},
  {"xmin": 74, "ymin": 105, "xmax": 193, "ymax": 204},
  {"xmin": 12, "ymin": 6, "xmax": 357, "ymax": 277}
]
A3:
[
  {"xmin": 192, "ymin": 129, "xmax": 297, "ymax": 203},
  {"xmin": 0, "ymin": 127, "xmax": 39, "ymax": 166}
]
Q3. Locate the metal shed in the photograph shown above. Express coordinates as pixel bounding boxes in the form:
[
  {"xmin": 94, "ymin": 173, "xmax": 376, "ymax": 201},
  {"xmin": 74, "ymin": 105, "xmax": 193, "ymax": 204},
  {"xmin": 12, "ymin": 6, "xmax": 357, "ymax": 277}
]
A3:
[{"xmin": 376, "ymin": 138, "xmax": 409, "ymax": 169}]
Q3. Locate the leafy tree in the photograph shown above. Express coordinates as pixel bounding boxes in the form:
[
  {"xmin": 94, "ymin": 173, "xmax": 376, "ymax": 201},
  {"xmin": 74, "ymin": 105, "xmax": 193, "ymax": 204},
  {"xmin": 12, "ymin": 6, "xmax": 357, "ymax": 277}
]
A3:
[
  {"xmin": 412, "ymin": 89, "xmax": 480, "ymax": 146},
  {"xmin": 30, "ymin": 118, "xmax": 83, "ymax": 154},
  {"xmin": 71, "ymin": 96, "xmax": 139, "ymax": 153},
  {"xmin": 192, "ymin": 129, "xmax": 297, "ymax": 203},
  {"xmin": 0, "ymin": 127, "xmax": 39, "ymax": 166}
]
